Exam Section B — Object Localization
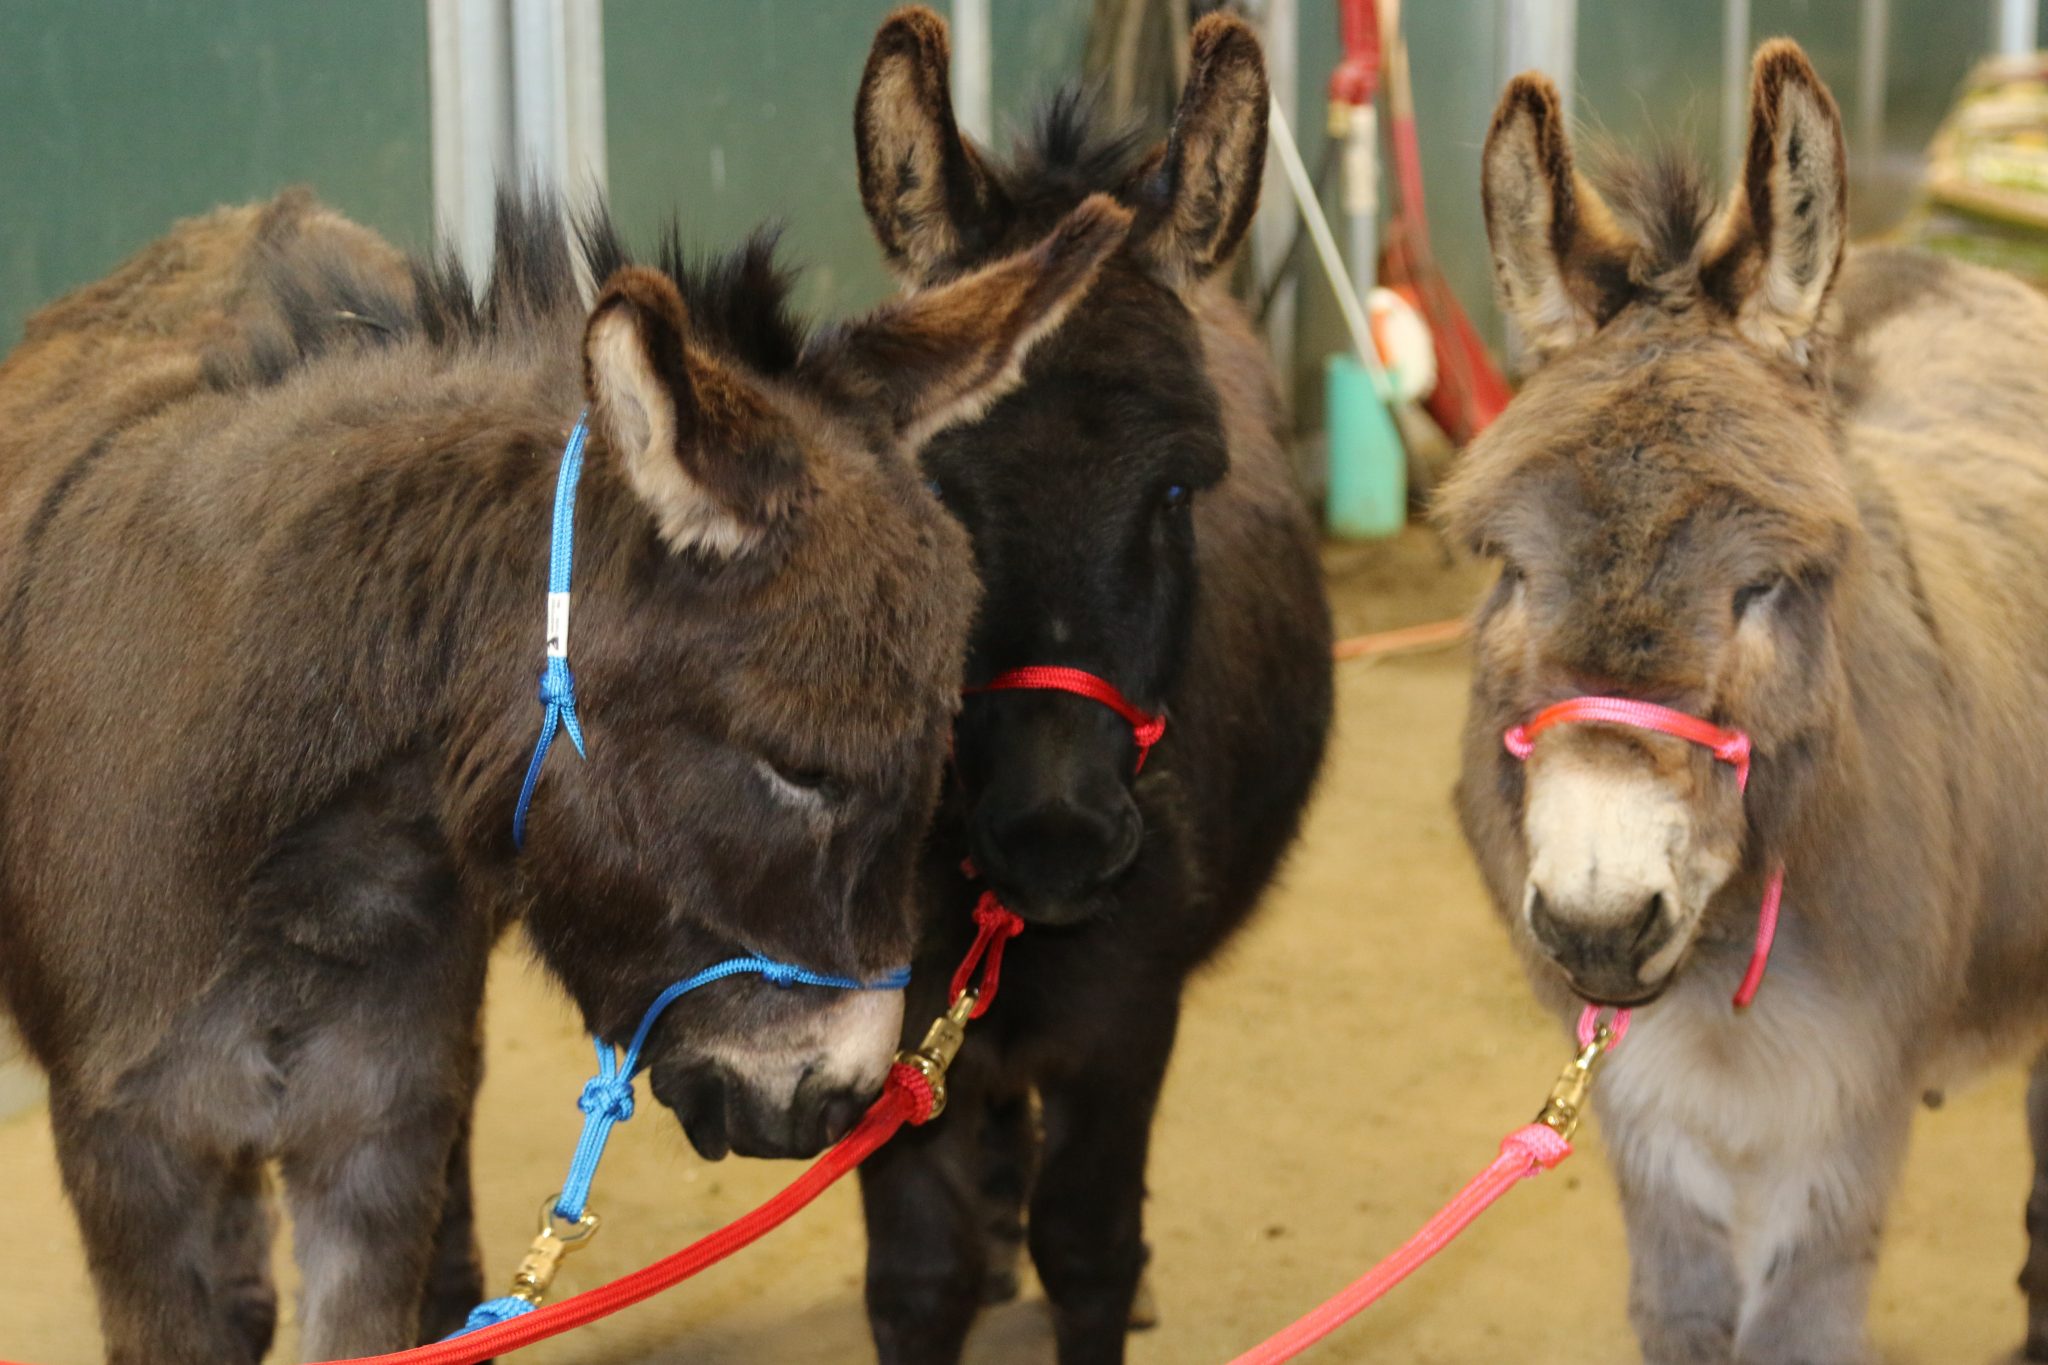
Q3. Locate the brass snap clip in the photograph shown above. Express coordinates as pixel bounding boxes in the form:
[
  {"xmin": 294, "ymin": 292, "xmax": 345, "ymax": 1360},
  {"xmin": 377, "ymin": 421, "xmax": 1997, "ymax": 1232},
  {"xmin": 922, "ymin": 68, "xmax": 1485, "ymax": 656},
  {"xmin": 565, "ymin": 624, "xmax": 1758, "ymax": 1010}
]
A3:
[
  {"xmin": 1533, "ymin": 1021, "xmax": 1617, "ymax": 1143},
  {"xmin": 893, "ymin": 991, "xmax": 978, "ymax": 1122},
  {"xmin": 504, "ymin": 1196, "xmax": 602, "ymax": 1308}
]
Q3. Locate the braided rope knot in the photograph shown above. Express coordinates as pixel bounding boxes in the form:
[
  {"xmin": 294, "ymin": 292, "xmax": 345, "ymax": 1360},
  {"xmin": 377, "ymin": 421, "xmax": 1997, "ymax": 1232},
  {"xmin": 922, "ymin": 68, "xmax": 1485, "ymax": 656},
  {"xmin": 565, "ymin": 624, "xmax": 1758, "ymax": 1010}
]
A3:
[
  {"xmin": 538, "ymin": 657, "xmax": 578, "ymax": 710},
  {"xmin": 887, "ymin": 1060, "xmax": 938, "ymax": 1126},
  {"xmin": 760, "ymin": 960, "xmax": 802, "ymax": 988},
  {"xmin": 578, "ymin": 1076, "xmax": 635, "ymax": 1123},
  {"xmin": 972, "ymin": 896, "xmax": 1024, "ymax": 938},
  {"xmin": 455, "ymin": 1294, "xmax": 537, "ymax": 1337},
  {"xmin": 1500, "ymin": 1122, "xmax": 1572, "ymax": 1173}
]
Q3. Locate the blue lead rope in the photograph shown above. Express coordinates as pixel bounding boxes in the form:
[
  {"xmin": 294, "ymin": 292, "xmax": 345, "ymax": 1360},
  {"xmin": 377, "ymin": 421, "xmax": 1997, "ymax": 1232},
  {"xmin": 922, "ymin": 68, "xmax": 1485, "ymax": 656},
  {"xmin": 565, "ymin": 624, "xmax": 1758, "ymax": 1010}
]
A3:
[
  {"xmin": 512, "ymin": 413, "xmax": 591, "ymax": 848},
  {"xmin": 461, "ymin": 412, "xmax": 914, "ymax": 1339}
]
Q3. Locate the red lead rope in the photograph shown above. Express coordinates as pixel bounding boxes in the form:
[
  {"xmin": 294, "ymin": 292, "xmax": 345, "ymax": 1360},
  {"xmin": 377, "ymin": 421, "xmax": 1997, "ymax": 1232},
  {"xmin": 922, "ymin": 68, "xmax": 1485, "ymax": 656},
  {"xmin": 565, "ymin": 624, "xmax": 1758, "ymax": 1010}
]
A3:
[{"xmin": 319, "ymin": 1067, "xmax": 937, "ymax": 1365}]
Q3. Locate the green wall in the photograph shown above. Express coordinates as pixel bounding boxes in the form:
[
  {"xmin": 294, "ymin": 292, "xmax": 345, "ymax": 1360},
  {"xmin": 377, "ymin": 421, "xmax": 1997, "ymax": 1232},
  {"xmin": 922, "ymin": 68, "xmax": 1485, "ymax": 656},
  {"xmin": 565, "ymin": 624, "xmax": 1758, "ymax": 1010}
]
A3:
[
  {"xmin": 602, "ymin": 0, "xmax": 1094, "ymax": 324},
  {"xmin": 0, "ymin": 0, "xmax": 432, "ymax": 348}
]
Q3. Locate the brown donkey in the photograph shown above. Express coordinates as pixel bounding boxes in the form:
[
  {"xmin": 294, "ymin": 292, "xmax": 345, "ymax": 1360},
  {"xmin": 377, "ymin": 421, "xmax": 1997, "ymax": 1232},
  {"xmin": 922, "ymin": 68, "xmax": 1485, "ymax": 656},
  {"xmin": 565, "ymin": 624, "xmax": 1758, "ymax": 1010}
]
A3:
[
  {"xmin": 0, "ymin": 187, "xmax": 1129, "ymax": 1362},
  {"xmin": 1444, "ymin": 41, "xmax": 2048, "ymax": 1364}
]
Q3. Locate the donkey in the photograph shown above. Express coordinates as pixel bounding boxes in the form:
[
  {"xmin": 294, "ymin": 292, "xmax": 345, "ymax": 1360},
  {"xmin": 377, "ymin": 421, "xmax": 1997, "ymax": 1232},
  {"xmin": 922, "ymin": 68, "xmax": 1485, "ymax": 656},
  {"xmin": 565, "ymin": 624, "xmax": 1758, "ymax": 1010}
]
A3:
[
  {"xmin": 850, "ymin": 12, "xmax": 1333, "ymax": 1363},
  {"xmin": 1444, "ymin": 40, "xmax": 2048, "ymax": 1364},
  {"xmin": 0, "ymin": 186, "xmax": 1131, "ymax": 1363}
]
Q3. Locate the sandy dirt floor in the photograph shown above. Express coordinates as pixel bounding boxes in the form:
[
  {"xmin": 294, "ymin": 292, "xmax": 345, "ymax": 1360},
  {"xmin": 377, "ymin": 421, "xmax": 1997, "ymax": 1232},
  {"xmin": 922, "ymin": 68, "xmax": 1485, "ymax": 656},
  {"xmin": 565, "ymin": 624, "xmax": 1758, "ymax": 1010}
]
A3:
[{"xmin": 0, "ymin": 529, "xmax": 2036, "ymax": 1363}]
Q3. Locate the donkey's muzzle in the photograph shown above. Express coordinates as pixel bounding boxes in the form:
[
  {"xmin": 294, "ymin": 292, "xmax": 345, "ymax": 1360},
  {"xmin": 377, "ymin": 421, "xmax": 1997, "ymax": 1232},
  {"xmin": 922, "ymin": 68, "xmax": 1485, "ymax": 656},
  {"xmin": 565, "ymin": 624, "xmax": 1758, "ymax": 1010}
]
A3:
[
  {"xmin": 651, "ymin": 1060, "xmax": 873, "ymax": 1161},
  {"xmin": 1526, "ymin": 885, "xmax": 1676, "ymax": 1006},
  {"xmin": 971, "ymin": 792, "xmax": 1142, "ymax": 925}
]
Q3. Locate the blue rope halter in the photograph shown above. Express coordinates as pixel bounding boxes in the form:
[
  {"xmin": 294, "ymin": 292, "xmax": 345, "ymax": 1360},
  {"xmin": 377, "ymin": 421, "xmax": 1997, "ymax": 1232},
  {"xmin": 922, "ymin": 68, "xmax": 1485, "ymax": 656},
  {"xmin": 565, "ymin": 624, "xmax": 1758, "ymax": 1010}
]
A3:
[
  {"xmin": 458, "ymin": 414, "xmax": 914, "ymax": 1337},
  {"xmin": 511, "ymin": 413, "xmax": 591, "ymax": 848}
]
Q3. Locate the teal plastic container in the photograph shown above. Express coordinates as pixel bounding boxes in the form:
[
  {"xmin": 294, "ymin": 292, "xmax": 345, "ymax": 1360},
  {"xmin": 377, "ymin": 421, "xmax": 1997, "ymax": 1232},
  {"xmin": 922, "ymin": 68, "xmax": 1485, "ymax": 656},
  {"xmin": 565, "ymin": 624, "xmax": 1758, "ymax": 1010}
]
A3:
[{"xmin": 1323, "ymin": 353, "xmax": 1406, "ymax": 539}]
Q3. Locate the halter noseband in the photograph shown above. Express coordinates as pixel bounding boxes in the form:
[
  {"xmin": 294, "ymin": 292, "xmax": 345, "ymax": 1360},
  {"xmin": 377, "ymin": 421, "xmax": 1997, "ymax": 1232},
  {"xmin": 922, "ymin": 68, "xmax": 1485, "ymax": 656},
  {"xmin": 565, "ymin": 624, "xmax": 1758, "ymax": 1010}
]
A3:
[
  {"xmin": 963, "ymin": 665, "xmax": 1168, "ymax": 773},
  {"xmin": 1501, "ymin": 696, "xmax": 1784, "ymax": 1039}
]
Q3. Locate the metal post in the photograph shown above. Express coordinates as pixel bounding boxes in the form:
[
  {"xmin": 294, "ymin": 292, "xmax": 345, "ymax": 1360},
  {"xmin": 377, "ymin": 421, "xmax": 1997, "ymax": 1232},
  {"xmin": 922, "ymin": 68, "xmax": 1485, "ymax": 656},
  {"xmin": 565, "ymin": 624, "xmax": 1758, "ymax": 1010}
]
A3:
[
  {"xmin": 1999, "ymin": 0, "xmax": 2039, "ymax": 57},
  {"xmin": 429, "ymin": 0, "xmax": 512, "ymax": 279},
  {"xmin": 1721, "ymin": 0, "xmax": 1750, "ymax": 172},
  {"xmin": 1253, "ymin": 0, "xmax": 1300, "ymax": 389},
  {"xmin": 951, "ymin": 0, "xmax": 993, "ymax": 145},
  {"xmin": 1501, "ymin": 0, "xmax": 1575, "ymax": 111},
  {"xmin": 509, "ymin": 0, "xmax": 608, "ymax": 199}
]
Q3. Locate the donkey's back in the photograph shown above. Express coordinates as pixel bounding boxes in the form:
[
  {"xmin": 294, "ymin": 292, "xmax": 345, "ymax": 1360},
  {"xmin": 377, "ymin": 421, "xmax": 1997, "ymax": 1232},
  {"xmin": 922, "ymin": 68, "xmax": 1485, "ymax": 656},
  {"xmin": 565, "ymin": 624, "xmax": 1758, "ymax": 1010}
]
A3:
[{"xmin": 1834, "ymin": 246, "xmax": 2048, "ymax": 1027}]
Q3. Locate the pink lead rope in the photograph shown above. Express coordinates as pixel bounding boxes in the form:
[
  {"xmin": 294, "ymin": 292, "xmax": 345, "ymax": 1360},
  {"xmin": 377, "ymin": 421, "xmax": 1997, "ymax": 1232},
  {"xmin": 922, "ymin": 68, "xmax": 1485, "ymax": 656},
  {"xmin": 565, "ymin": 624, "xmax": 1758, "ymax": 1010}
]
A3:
[{"xmin": 1232, "ymin": 695, "xmax": 1784, "ymax": 1363}]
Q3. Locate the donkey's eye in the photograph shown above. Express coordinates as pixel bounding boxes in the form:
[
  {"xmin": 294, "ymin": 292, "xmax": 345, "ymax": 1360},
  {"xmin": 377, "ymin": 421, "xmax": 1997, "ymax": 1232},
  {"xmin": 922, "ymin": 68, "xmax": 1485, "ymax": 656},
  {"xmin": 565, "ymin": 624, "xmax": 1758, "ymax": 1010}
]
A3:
[
  {"xmin": 761, "ymin": 761, "xmax": 845, "ymax": 806},
  {"xmin": 924, "ymin": 477, "xmax": 945, "ymax": 501},
  {"xmin": 1733, "ymin": 576, "xmax": 1785, "ymax": 620},
  {"xmin": 1161, "ymin": 484, "xmax": 1190, "ymax": 511}
]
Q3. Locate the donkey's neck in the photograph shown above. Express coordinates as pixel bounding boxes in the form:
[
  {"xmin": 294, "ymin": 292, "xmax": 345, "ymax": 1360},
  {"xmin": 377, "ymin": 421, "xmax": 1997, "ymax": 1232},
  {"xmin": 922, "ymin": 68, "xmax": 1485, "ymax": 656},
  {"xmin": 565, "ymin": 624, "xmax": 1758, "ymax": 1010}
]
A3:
[{"xmin": 213, "ymin": 393, "xmax": 630, "ymax": 856}]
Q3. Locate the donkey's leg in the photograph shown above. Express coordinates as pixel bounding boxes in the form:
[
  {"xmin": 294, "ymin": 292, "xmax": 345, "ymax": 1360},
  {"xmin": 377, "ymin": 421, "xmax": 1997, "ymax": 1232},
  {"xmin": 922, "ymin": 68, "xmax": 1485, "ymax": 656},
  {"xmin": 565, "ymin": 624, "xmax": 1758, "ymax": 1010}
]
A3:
[
  {"xmin": 278, "ymin": 929, "xmax": 488, "ymax": 1358},
  {"xmin": 975, "ymin": 1087, "xmax": 1037, "ymax": 1305},
  {"xmin": 1728, "ymin": 1099, "xmax": 1909, "ymax": 1365},
  {"xmin": 2020, "ymin": 1048, "xmax": 2048, "ymax": 1359},
  {"xmin": 416, "ymin": 1097, "xmax": 487, "ymax": 1343},
  {"xmin": 1610, "ymin": 1123, "xmax": 1742, "ymax": 1365},
  {"xmin": 48, "ymin": 1087, "xmax": 262, "ymax": 1365},
  {"xmin": 212, "ymin": 1151, "xmax": 279, "ymax": 1362},
  {"xmin": 860, "ymin": 1058, "xmax": 994, "ymax": 1365},
  {"xmin": 1028, "ymin": 1001, "xmax": 1178, "ymax": 1365}
]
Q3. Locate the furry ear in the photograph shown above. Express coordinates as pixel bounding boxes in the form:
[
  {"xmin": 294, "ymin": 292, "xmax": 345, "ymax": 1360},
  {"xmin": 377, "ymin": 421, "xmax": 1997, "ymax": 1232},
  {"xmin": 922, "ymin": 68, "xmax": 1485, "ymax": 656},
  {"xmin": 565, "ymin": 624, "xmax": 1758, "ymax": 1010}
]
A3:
[
  {"xmin": 806, "ymin": 195, "xmax": 1132, "ymax": 449},
  {"xmin": 582, "ymin": 268, "xmax": 808, "ymax": 559},
  {"xmin": 855, "ymin": 6, "xmax": 1011, "ymax": 282},
  {"xmin": 1480, "ymin": 73, "xmax": 1634, "ymax": 363},
  {"xmin": 1701, "ymin": 40, "xmax": 1847, "ymax": 364},
  {"xmin": 1127, "ymin": 14, "xmax": 1268, "ymax": 286}
]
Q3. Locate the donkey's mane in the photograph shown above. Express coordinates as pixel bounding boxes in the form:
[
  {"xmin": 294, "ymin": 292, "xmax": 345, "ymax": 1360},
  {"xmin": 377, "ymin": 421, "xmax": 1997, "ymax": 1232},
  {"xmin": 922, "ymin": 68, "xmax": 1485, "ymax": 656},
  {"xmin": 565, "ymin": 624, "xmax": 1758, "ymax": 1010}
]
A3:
[
  {"xmin": 217, "ymin": 186, "xmax": 809, "ymax": 389},
  {"xmin": 1589, "ymin": 142, "xmax": 1722, "ymax": 278},
  {"xmin": 996, "ymin": 87, "xmax": 1153, "ymax": 212}
]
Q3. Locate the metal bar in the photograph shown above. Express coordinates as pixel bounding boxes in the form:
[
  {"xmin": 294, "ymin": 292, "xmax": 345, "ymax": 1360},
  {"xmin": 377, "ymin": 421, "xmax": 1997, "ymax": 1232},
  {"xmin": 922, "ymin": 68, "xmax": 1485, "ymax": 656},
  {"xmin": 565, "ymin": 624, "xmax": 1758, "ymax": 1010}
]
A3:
[
  {"xmin": 1856, "ymin": 0, "xmax": 1888, "ymax": 188},
  {"xmin": 1501, "ymin": 0, "xmax": 1575, "ymax": 112},
  {"xmin": 429, "ymin": 0, "xmax": 512, "ymax": 279},
  {"xmin": 1721, "ymin": 0, "xmax": 1750, "ymax": 172},
  {"xmin": 1253, "ymin": 0, "xmax": 1300, "ymax": 383},
  {"xmin": 1999, "ymin": 0, "xmax": 2039, "ymax": 57},
  {"xmin": 951, "ymin": 0, "xmax": 993, "ymax": 145}
]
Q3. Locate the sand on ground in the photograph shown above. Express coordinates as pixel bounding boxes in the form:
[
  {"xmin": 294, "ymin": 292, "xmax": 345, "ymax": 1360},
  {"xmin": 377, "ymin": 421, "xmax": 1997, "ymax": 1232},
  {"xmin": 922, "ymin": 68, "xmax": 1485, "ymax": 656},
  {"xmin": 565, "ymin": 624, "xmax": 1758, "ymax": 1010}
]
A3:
[{"xmin": 0, "ymin": 529, "xmax": 2033, "ymax": 1363}]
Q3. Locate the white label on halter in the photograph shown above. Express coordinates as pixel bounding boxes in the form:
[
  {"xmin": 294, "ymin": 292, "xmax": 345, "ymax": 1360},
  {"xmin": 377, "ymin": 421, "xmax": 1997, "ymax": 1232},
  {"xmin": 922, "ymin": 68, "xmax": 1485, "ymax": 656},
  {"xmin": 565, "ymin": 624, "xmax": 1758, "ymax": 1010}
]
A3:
[{"xmin": 546, "ymin": 592, "xmax": 571, "ymax": 658}]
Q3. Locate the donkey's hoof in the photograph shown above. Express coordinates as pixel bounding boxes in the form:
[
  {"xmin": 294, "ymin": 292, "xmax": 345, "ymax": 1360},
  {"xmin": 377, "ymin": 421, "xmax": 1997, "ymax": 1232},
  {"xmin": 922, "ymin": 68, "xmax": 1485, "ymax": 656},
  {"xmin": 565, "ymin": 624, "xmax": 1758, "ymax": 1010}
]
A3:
[
  {"xmin": 981, "ymin": 1264, "xmax": 1022, "ymax": 1305},
  {"xmin": 1128, "ymin": 1272, "xmax": 1160, "ymax": 1332}
]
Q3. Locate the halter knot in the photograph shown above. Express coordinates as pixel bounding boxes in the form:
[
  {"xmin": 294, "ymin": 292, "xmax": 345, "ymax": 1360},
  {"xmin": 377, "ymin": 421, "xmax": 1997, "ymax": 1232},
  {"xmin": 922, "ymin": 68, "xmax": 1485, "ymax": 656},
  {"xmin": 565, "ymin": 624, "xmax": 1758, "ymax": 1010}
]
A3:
[
  {"xmin": 538, "ymin": 656, "xmax": 578, "ymax": 710},
  {"xmin": 759, "ymin": 960, "xmax": 802, "ymax": 988},
  {"xmin": 578, "ymin": 1075, "xmax": 635, "ymax": 1124}
]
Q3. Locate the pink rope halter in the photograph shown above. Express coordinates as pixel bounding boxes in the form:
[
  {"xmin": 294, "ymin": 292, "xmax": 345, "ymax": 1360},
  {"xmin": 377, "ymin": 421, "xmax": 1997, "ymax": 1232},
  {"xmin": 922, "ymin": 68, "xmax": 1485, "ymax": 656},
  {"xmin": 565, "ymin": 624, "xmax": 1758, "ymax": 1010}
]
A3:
[{"xmin": 1502, "ymin": 696, "xmax": 1785, "ymax": 1041}]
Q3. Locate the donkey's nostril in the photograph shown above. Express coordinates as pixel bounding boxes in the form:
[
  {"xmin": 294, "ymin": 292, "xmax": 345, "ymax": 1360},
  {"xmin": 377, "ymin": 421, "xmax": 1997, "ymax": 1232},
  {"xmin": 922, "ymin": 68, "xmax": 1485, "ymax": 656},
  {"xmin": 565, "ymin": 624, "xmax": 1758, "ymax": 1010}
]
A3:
[
  {"xmin": 1630, "ymin": 892, "xmax": 1668, "ymax": 952},
  {"xmin": 1527, "ymin": 887, "xmax": 1569, "ymax": 955}
]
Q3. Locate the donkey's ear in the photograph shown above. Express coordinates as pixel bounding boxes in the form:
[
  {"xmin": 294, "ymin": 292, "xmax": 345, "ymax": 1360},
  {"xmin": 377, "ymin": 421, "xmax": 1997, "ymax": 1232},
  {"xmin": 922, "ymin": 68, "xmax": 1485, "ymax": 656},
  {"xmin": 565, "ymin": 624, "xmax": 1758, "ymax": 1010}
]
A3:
[
  {"xmin": 856, "ymin": 6, "xmax": 1010, "ymax": 281},
  {"xmin": 1127, "ymin": 14, "xmax": 1268, "ymax": 286},
  {"xmin": 1701, "ymin": 41, "xmax": 1847, "ymax": 364},
  {"xmin": 807, "ymin": 195, "xmax": 1133, "ymax": 449},
  {"xmin": 582, "ymin": 268, "xmax": 808, "ymax": 559},
  {"xmin": 1481, "ymin": 73, "xmax": 1633, "ymax": 362}
]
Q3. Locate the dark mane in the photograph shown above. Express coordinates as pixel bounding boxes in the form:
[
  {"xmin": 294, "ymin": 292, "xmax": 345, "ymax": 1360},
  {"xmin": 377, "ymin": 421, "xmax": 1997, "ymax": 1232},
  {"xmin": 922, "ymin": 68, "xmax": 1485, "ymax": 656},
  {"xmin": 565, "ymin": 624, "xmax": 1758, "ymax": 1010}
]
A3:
[
  {"xmin": 215, "ymin": 184, "xmax": 809, "ymax": 389},
  {"xmin": 1589, "ymin": 141, "xmax": 1721, "ymax": 278},
  {"xmin": 993, "ymin": 86, "xmax": 1153, "ymax": 217}
]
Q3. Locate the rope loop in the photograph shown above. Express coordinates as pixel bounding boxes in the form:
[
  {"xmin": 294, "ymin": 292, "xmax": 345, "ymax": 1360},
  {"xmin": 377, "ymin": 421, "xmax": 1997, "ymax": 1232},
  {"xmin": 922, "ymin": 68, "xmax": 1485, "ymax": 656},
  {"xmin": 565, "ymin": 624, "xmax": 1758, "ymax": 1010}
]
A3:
[
  {"xmin": 949, "ymin": 889, "xmax": 1026, "ymax": 1018},
  {"xmin": 1499, "ymin": 1121, "xmax": 1572, "ymax": 1174}
]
